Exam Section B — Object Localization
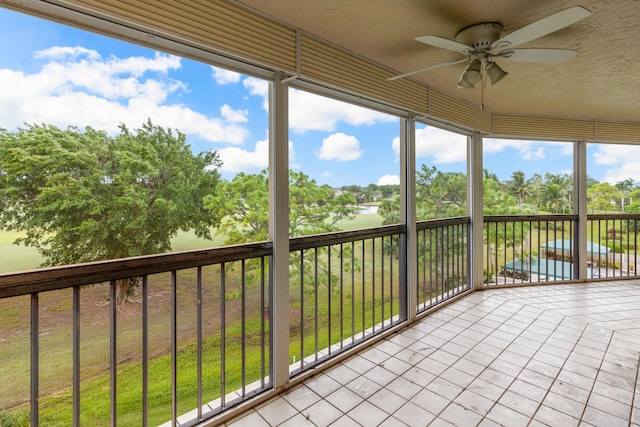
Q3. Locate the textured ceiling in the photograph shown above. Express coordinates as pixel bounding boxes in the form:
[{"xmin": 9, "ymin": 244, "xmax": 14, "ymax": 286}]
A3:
[{"xmin": 237, "ymin": 0, "xmax": 640, "ymax": 123}]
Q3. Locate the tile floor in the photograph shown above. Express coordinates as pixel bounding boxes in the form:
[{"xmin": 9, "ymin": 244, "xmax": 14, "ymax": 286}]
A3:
[{"xmin": 225, "ymin": 281, "xmax": 640, "ymax": 426}]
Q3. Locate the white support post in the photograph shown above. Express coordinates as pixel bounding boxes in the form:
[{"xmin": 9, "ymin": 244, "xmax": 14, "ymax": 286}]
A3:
[
  {"xmin": 574, "ymin": 141, "xmax": 588, "ymax": 280},
  {"xmin": 400, "ymin": 115, "xmax": 417, "ymax": 322},
  {"xmin": 468, "ymin": 131, "xmax": 484, "ymax": 290},
  {"xmin": 269, "ymin": 73, "xmax": 290, "ymax": 389}
]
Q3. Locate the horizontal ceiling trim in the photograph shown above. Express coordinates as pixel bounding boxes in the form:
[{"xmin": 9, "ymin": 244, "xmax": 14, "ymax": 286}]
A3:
[
  {"xmin": 52, "ymin": 0, "xmax": 298, "ymax": 72},
  {"xmin": 595, "ymin": 122, "xmax": 640, "ymax": 144},
  {"xmin": 429, "ymin": 90, "xmax": 492, "ymax": 133},
  {"xmin": 300, "ymin": 34, "xmax": 428, "ymax": 115},
  {"xmin": 492, "ymin": 114, "xmax": 596, "ymax": 140}
]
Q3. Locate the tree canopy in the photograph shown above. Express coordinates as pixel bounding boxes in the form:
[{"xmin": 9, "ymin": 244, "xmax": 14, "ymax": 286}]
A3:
[
  {"xmin": 0, "ymin": 120, "xmax": 222, "ymax": 266},
  {"xmin": 204, "ymin": 169, "xmax": 357, "ymax": 244}
]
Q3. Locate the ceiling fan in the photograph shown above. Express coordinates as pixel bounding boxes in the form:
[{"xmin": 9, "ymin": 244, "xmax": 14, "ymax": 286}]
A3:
[{"xmin": 389, "ymin": 6, "xmax": 592, "ymax": 88}]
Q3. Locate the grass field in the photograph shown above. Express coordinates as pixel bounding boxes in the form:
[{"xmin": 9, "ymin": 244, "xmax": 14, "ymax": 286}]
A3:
[{"xmin": 0, "ymin": 213, "xmax": 384, "ymax": 274}]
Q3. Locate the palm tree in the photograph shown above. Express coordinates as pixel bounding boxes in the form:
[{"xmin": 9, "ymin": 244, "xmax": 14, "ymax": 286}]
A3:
[
  {"xmin": 538, "ymin": 181, "xmax": 571, "ymax": 213},
  {"xmin": 506, "ymin": 170, "xmax": 532, "ymax": 205}
]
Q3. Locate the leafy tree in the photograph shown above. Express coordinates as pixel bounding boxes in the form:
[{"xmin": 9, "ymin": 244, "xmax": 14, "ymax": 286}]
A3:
[
  {"xmin": 207, "ymin": 170, "xmax": 357, "ymax": 243},
  {"xmin": 0, "ymin": 120, "xmax": 222, "ymax": 302},
  {"xmin": 204, "ymin": 170, "xmax": 358, "ymax": 295},
  {"xmin": 416, "ymin": 165, "xmax": 466, "ymax": 220},
  {"xmin": 587, "ymin": 182, "xmax": 622, "ymax": 212},
  {"xmin": 378, "ymin": 195, "xmax": 400, "ymax": 225},
  {"xmin": 482, "ymin": 176, "xmax": 532, "ymax": 280},
  {"xmin": 615, "ymin": 178, "xmax": 636, "ymax": 193}
]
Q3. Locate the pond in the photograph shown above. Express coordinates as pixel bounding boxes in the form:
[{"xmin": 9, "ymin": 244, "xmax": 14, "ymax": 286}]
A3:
[{"xmin": 356, "ymin": 205, "xmax": 379, "ymax": 214}]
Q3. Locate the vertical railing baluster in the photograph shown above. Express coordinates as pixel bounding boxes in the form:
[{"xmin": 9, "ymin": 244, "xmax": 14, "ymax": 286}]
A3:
[
  {"xmin": 485, "ymin": 223, "xmax": 489, "ymax": 285},
  {"xmin": 220, "ymin": 264, "xmax": 226, "ymax": 407},
  {"xmin": 503, "ymin": 221, "xmax": 508, "ymax": 285},
  {"xmin": 626, "ymin": 219, "xmax": 631, "ymax": 277},
  {"xmin": 449, "ymin": 225, "xmax": 453, "ymax": 292},
  {"xmin": 142, "ymin": 276, "xmax": 149, "ymax": 427},
  {"xmin": 351, "ymin": 241, "xmax": 355, "ymax": 344},
  {"xmin": 340, "ymin": 244, "xmax": 344, "ymax": 350},
  {"xmin": 361, "ymin": 239, "xmax": 365, "ymax": 340},
  {"xmin": 495, "ymin": 222, "xmax": 501, "ymax": 285},
  {"xmin": 241, "ymin": 260, "xmax": 246, "ymax": 397},
  {"xmin": 605, "ymin": 218, "xmax": 610, "ymax": 278},
  {"xmin": 372, "ymin": 238, "xmax": 376, "ymax": 332},
  {"xmin": 544, "ymin": 220, "xmax": 549, "ymax": 281},
  {"xmin": 73, "ymin": 286, "xmax": 80, "ymax": 427},
  {"xmin": 196, "ymin": 268, "xmax": 202, "ymax": 418},
  {"xmin": 389, "ymin": 235, "xmax": 393, "ymax": 323},
  {"xmin": 437, "ymin": 228, "xmax": 442, "ymax": 297},
  {"xmin": 633, "ymin": 219, "xmax": 637, "ymax": 277},
  {"xmin": 171, "ymin": 271, "xmax": 177, "ymax": 426},
  {"xmin": 314, "ymin": 248, "xmax": 319, "ymax": 363},
  {"xmin": 110, "ymin": 281, "xmax": 117, "ymax": 427},
  {"xmin": 328, "ymin": 245, "xmax": 332, "ymax": 355},
  {"xmin": 299, "ymin": 251, "xmax": 304, "ymax": 371},
  {"xmin": 31, "ymin": 292, "xmax": 39, "ymax": 427},
  {"xmin": 381, "ymin": 237, "xmax": 385, "ymax": 328},
  {"xmin": 569, "ymin": 218, "xmax": 574, "ymax": 279},
  {"xmin": 433, "ymin": 228, "xmax": 438, "ymax": 301},
  {"xmin": 260, "ymin": 257, "xmax": 266, "ymax": 386},
  {"xmin": 421, "ymin": 229, "xmax": 426, "ymax": 303}
]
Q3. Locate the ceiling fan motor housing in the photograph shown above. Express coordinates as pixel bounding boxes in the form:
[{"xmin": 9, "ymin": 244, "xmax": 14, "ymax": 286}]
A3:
[{"xmin": 455, "ymin": 23, "xmax": 503, "ymax": 51}]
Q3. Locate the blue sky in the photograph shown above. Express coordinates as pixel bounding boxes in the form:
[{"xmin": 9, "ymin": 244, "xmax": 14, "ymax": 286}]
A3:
[{"xmin": 1, "ymin": 7, "xmax": 637, "ymax": 187}]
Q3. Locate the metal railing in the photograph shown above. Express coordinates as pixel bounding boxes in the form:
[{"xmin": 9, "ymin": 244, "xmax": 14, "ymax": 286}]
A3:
[
  {"xmin": 288, "ymin": 225, "xmax": 405, "ymax": 375},
  {"xmin": 484, "ymin": 214, "xmax": 577, "ymax": 285},
  {"xmin": 8, "ymin": 213, "xmax": 640, "ymax": 425},
  {"xmin": 0, "ymin": 243, "xmax": 273, "ymax": 427},
  {"xmin": 483, "ymin": 213, "xmax": 640, "ymax": 286},
  {"xmin": 587, "ymin": 214, "xmax": 640, "ymax": 278},
  {"xmin": 417, "ymin": 217, "xmax": 471, "ymax": 313}
]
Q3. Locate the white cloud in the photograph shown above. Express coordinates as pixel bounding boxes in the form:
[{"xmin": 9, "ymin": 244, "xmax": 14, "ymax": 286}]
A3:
[
  {"xmin": 217, "ymin": 140, "xmax": 297, "ymax": 173},
  {"xmin": 290, "ymin": 89, "xmax": 394, "ymax": 133},
  {"xmin": 35, "ymin": 46, "xmax": 101, "ymax": 60},
  {"xmin": 220, "ymin": 104, "xmax": 248, "ymax": 122},
  {"xmin": 322, "ymin": 171, "xmax": 333, "ymax": 178},
  {"xmin": 210, "ymin": 66, "xmax": 242, "ymax": 84},
  {"xmin": 0, "ymin": 47, "xmax": 248, "ymax": 144},
  {"xmin": 377, "ymin": 174, "xmax": 400, "ymax": 185},
  {"xmin": 243, "ymin": 77, "xmax": 269, "ymax": 110},
  {"xmin": 485, "ymin": 138, "xmax": 572, "ymax": 162},
  {"xmin": 392, "ymin": 126, "xmax": 466, "ymax": 163},
  {"xmin": 317, "ymin": 132, "xmax": 363, "ymax": 161},
  {"xmin": 592, "ymin": 144, "xmax": 640, "ymax": 184},
  {"xmin": 218, "ymin": 139, "xmax": 269, "ymax": 172},
  {"xmin": 521, "ymin": 147, "xmax": 546, "ymax": 161},
  {"xmin": 225, "ymin": 82, "xmax": 395, "ymax": 133}
]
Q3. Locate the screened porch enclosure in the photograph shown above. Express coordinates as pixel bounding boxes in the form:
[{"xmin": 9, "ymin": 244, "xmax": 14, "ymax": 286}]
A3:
[{"xmin": 2, "ymin": 1, "xmax": 640, "ymax": 426}]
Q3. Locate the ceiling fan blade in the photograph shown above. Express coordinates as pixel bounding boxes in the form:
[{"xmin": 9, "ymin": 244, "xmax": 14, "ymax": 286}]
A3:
[
  {"xmin": 415, "ymin": 35, "xmax": 472, "ymax": 54},
  {"xmin": 388, "ymin": 58, "xmax": 468, "ymax": 81},
  {"xmin": 498, "ymin": 48, "xmax": 578, "ymax": 63},
  {"xmin": 491, "ymin": 6, "xmax": 591, "ymax": 50}
]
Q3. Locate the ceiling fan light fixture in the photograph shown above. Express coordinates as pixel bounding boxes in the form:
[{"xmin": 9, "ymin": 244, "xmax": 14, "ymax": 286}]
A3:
[
  {"xmin": 457, "ymin": 77, "xmax": 475, "ymax": 89},
  {"xmin": 462, "ymin": 60, "xmax": 482, "ymax": 84},
  {"xmin": 486, "ymin": 62, "xmax": 508, "ymax": 85}
]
